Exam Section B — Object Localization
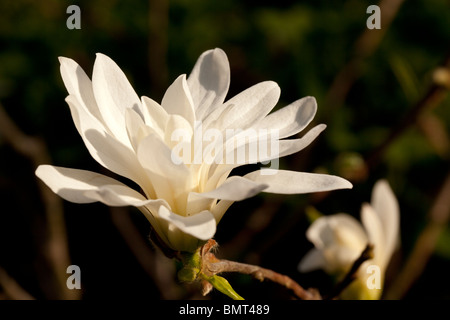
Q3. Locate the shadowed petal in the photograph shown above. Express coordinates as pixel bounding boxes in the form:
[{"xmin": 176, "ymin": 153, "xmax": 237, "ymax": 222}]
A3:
[
  {"xmin": 187, "ymin": 48, "xmax": 230, "ymax": 120},
  {"xmin": 141, "ymin": 96, "xmax": 169, "ymax": 137},
  {"xmin": 298, "ymin": 249, "xmax": 328, "ymax": 273},
  {"xmin": 137, "ymin": 133, "xmax": 192, "ymax": 212},
  {"xmin": 59, "ymin": 57, "xmax": 106, "ymax": 126},
  {"xmin": 161, "ymin": 74, "xmax": 196, "ymax": 127},
  {"xmin": 158, "ymin": 206, "xmax": 216, "ymax": 240},
  {"xmin": 84, "ymin": 129, "xmax": 154, "ymax": 198}
]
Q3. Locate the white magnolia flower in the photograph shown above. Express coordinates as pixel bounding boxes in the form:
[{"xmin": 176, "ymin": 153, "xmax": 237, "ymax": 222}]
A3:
[
  {"xmin": 36, "ymin": 48, "xmax": 352, "ymax": 253},
  {"xmin": 298, "ymin": 180, "xmax": 400, "ymax": 299}
]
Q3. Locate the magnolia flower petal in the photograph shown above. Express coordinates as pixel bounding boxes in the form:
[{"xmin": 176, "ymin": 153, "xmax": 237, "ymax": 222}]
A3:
[
  {"xmin": 194, "ymin": 176, "xmax": 268, "ymax": 201},
  {"xmin": 158, "ymin": 206, "xmax": 216, "ymax": 241},
  {"xmin": 138, "ymin": 205, "xmax": 171, "ymax": 248},
  {"xmin": 59, "ymin": 57, "xmax": 105, "ymax": 126},
  {"xmin": 125, "ymin": 107, "xmax": 147, "ymax": 151},
  {"xmin": 82, "ymin": 185, "xmax": 151, "ymax": 207},
  {"xmin": 66, "ymin": 96, "xmax": 151, "ymax": 193},
  {"xmin": 210, "ymin": 199, "xmax": 234, "ymax": 223},
  {"xmin": 298, "ymin": 249, "xmax": 328, "ymax": 273},
  {"xmin": 164, "ymin": 114, "xmax": 193, "ymax": 149},
  {"xmin": 306, "ymin": 214, "xmax": 367, "ymax": 249},
  {"xmin": 371, "ymin": 180, "xmax": 400, "ymax": 264},
  {"xmin": 187, "ymin": 48, "xmax": 230, "ymax": 120},
  {"xmin": 361, "ymin": 204, "xmax": 386, "ymax": 268},
  {"xmin": 253, "ymin": 96, "xmax": 317, "ymax": 139},
  {"xmin": 141, "ymin": 96, "xmax": 169, "ymax": 138},
  {"xmin": 161, "ymin": 74, "xmax": 196, "ymax": 127},
  {"xmin": 244, "ymin": 170, "xmax": 352, "ymax": 194},
  {"xmin": 185, "ymin": 193, "xmax": 216, "ymax": 217},
  {"xmin": 206, "ymin": 81, "xmax": 280, "ymax": 132},
  {"xmin": 83, "ymin": 128, "xmax": 154, "ymax": 196},
  {"xmin": 35, "ymin": 165, "xmax": 152, "ymax": 206},
  {"xmin": 328, "ymin": 245, "xmax": 365, "ymax": 272},
  {"xmin": 65, "ymin": 94, "xmax": 108, "ymax": 161},
  {"xmin": 137, "ymin": 133, "xmax": 192, "ymax": 211},
  {"xmin": 218, "ymin": 123, "xmax": 325, "ymax": 167},
  {"xmin": 204, "ymin": 124, "xmax": 327, "ymax": 193},
  {"xmin": 92, "ymin": 53, "xmax": 142, "ymax": 146}
]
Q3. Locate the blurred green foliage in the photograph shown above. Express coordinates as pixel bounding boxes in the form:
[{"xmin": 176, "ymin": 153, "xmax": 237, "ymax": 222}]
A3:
[{"xmin": 0, "ymin": 0, "xmax": 449, "ymax": 300}]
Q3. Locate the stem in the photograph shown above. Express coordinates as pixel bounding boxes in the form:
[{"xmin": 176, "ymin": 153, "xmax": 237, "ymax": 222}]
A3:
[
  {"xmin": 200, "ymin": 240, "xmax": 320, "ymax": 300},
  {"xmin": 209, "ymin": 259, "xmax": 319, "ymax": 300}
]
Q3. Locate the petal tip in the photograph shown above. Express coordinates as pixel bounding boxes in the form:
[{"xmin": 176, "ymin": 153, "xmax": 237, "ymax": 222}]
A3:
[
  {"xmin": 35, "ymin": 164, "xmax": 47, "ymax": 177},
  {"xmin": 58, "ymin": 56, "xmax": 69, "ymax": 64}
]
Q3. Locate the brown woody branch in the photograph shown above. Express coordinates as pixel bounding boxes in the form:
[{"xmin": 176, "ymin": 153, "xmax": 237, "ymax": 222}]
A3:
[
  {"xmin": 0, "ymin": 102, "xmax": 78, "ymax": 299},
  {"xmin": 199, "ymin": 239, "xmax": 321, "ymax": 300}
]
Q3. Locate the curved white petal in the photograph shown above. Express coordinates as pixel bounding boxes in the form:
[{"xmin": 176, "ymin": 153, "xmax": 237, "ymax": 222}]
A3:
[
  {"xmin": 298, "ymin": 249, "xmax": 328, "ymax": 273},
  {"xmin": 210, "ymin": 199, "xmax": 234, "ymax": 223},
  {"xmin": 124, "ymin": 107, "xmax": 156, "ymax": 152},
  {"xmin": 141, "ymin": 96, "xmax": 169, "ymax": 138},
  {"xmin": 158, "ymin": 206, "xmax": 216, "ymax": 243},
  {"xmin": 161, "ymin": 74, "xmax": 196, "ymax": 127},
  {"xmin": 35, "ymin": 165, "xmax": 152, "ymax": 207},
  {"xmin": 137, "ymin": 133, "xmax": 192, "ymax": 212},
  {"xmin": 59, "ymin": 57, "xmax": 106, "ymax": 126},
  {"xmin": 187, "ymin": 48, "xmax": 230, "ymax": 120},
  {"xmin": 83, "ymin": 128, "xmax": 153, "ymax": 197},
  {"xmin": 253, "ymin": 96, "xmax": 317, "ymax": 139},
  {"xmin": 371, "ymin": 180, "xmax": 400, "ymax": 264},
  {"xmin": 244, "ymin": 170, "xmax": 352, "ymax": 194},
  {"xmin": 217, "ymin": 123, "xmax": 326, "ymax": 167},
  {"xmin": 65, "ymin": 94, "xmax": 108, "ymax": 161},
  {"xmin": 361, "ymin": 204, "xmax": 386, "ymax": 269},
  {"xmin": 303, "ymin": 214, "xmax": 368, "ymax": 274},
  {"xmin": 185, "ymin": 193, "xmax": 216, "ymax": 217},
  {"xmin": 275, "ymin": 124, "xmax": 326, "ymax": 160},
  {"xmin": 193, "ymin": 176, "xmax": 268, "ymax": 201},
  {"xmin": 164, "ymin": 114, "xmax": 193, "ymax": 149},
  {"xmin": 306, "ymin": 214, "xmax": 367, "ymax": 249},
  {"xmin": 203, "ymin": 124, "xmax": 327, "ymax": 193},
  {"xmin": 204, "ymin": 81, "xmax": 280, "ymax": 132},
  {"xmin": 66, "ymin": 96, "xmax": 152, "ymax": 195},
  {"xmin": 92, "ymin": 53, "xmax": 142, "ymax": 147},
  {"xmin": 326, "ymin": 245, "xmax": 365, "ymax": 273},
  {"xmin": 138, "ymin": 204, "xmax": 171, "ymax": 248}
]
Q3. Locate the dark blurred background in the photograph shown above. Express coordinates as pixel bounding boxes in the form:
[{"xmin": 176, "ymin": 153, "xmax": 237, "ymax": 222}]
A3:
[{"xmin": 0, "ymin": 0, "xmax": 449, "ymax": 300}]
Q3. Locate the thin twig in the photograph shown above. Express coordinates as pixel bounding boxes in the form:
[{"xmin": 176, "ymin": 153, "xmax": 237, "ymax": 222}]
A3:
[
  {"xmin": 324, "ymin": 0, "xmax": 405, "ymax": 110},
  {"xmin": 365, "ymin": 53, "xmax": 450, "ymax": 169},
  {"xmin": 200, "ymin": 240, "xmax": 320, "ymax": 300},
  {"xmin": 0, "ymin": 267, "xmax": 35, "ymax": 300},
  {"xmin": 0, "ymin": 102, "xmax": 78, "ymax": 299}
]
